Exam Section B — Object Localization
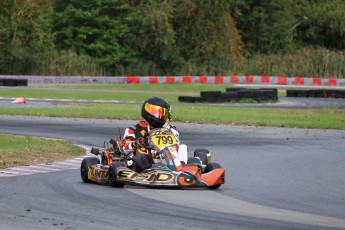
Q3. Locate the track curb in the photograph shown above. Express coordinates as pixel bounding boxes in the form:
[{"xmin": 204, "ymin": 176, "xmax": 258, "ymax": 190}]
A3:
[{"xmin": 0, "ymin": 145, "xmax": 92, "ymax": 177}]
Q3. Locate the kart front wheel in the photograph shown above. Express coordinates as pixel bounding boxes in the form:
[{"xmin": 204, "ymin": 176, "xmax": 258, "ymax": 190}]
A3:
[
  {"xmin": 109, "ymin": 162, "xmax": 125, "ymax": 188},
  {"xmin": 204, "ymin": 163, "xmax": 222, "ymax": 189},
  {"xmin": 81, "ymin": 157, "xmax": 100, "ymax": 183}
]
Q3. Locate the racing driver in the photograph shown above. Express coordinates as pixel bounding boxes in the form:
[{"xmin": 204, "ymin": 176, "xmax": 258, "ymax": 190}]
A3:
[{"xmin": 121, "ymin": 97, "xmax": 187, "ymax": 173}]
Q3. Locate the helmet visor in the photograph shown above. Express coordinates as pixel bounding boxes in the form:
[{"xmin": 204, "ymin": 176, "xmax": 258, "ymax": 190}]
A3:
[{"xmin": 145, "ymin": 103, "xmax": 169, "ymax": 120}]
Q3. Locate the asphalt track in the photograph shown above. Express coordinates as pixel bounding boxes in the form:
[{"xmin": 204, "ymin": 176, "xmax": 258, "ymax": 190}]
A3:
[{"xmin": 1, "ymin": 115, "xmax": 345, "ymax": 230}]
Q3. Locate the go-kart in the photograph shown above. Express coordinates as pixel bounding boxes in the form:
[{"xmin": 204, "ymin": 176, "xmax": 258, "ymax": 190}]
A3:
[{"xmin": 81, "ymin": 128, "xmax": 225, "ymax": 189}]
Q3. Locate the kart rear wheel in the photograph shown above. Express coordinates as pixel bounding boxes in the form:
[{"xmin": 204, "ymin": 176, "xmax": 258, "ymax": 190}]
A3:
[
  {"xmin": 204, "ymin": 163, "xmax": 222, "ymax": 189},
  {"xmin": 194, "ymin": 149, "xmax": 210, "ymax": 165},
  {"xmin": 81, "ymin": 157, "xmax": 100, "ymax": 183},
  {"xmin": 109, "ymin": 162, "xmax": 125, "ymax": 188},
  {"xmin": 187, "ymin": 157, "xmax": 201, "ymax": 165},
  {"xmin": 204, "ymin": 162, "xmax": 221, "ymax": 173}
]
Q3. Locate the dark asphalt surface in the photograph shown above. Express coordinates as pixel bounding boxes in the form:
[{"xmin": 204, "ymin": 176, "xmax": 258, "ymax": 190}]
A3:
[{"xmin": 0, "ymin": 116, "xmax": 345, "ymax": 230}]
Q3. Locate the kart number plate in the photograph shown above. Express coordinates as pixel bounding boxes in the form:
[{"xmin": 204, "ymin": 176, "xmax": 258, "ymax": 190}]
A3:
[{"xmin": 151, "ymin": 130, "xmax": 177, "ymax": 149}]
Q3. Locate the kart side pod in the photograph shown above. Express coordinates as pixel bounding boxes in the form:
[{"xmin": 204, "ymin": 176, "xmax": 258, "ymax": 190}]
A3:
[{"xmin": 201, "ymin": 168, "xmax": 225, "ymax": 186}]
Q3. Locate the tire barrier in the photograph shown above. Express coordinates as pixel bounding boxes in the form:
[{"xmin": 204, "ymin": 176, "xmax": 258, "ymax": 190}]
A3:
[
  {"xmin": 286, "ymin": 89, "xmax": 345, "ymax": 98},
  {"xmin": 178, "ymin": 88, "xmax": 278, "ymax": 103},
  {"xmin": 0, "ymin": 78, "xmax": 28, "ymax": 87}
]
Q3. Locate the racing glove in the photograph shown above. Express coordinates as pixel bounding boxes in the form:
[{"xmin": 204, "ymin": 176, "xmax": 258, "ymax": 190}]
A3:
[{"xmin": 132, "ymin": 137, "xmax": 148, "ymax": 149}]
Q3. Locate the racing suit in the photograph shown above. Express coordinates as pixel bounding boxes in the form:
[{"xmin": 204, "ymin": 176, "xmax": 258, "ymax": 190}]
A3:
[{"xmin": 122, "ymin": 120, "xmax": 187, "ymax": 172}]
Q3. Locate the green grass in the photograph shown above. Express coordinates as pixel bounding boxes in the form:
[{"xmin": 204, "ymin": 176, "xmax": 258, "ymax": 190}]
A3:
[
  {"xmin": 0, "ymin": 134, "xmax": 85, "ymax": 169},
  {"xmin": 174, "ymin": 106, "xmax": 345, "ymax": 129}
]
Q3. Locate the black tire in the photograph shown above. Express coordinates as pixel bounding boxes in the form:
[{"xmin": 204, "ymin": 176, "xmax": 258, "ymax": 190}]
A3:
[
  {"xmin": 286, "ymin": 90, "xmax": 297, "ymax": 97},
  {"xmin": 204, "ymin": 162, "xmax": 222, "ymax": 173},
  {"xmin": 201, "ymin": 96, "xmax": 217, "ymax": 103},
  {"xmin": 323, "ymin": 90, "xmax": 330, "ymax": 98},
  {"xmin": 264, "ymin": 89, "xmax": 278, "ymax": 101},
  {"xmin": 194, "ymin": 149, "xmax": 210, "ymax": 165},
  {"xmin": 81, "ymin": 157, "xmax": 100, "ymax": 183},
  {"xmin": 335, "ymin": 90, "xmax": 343, "ymax": 98},
  {"xmin": 16, "ymin": 79, "xmax": 28, "ymax": 86},
  {"xmin": 109, "ymin": 162, "xmax": 126, "ymax": 188},
  {"xmin": 187, "ymin": 157, "xmax": 201, "ymax": 165},
  {"xmin": 315, "ymin": 90, "xmax": 324, "ymax": 98},
  {"xmin": 221, "ymin": 92, "xmax": 238, "ymax": 100},
  {"xmin": 195, "ymin": 97, "xmax": 205, "ymax": 103},
  {"xmin": 216, "ymin": 97, "xmax": 229, "ymax": 103},
  {"xmin": 308, "ymin": 90, "xmax": 317, "ymax": 98},
  {"xmin": 200, "ymin": 91, "xmax": 222, "ymax": 97},
  {"xmin": 204, "ymin": 163, "xmax": 222, "ymax": 189},
  {"xmin": 237, "ymin": 89, "xmax": 248, "ymax": 99},
  {"xmin": 243, "ymin": 90, "xmax": 256, "ymax": 99},
  {"xmin": 178, "ymin": 96, "xmax": 196, "ymax": 103},
  {"xmin": 4, "ymin": 79, "xmax": 16, "ymax": 87},
  {"xmin": 225, "ymin": 87, "xmax": 243, "ymax": 92},
  {"xmin": 297, "ymin": 90, "xmax": 308, "ymax": 97}
]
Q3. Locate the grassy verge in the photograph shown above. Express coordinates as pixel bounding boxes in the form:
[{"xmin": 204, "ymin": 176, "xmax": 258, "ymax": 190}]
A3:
[{"xmin": 0, "ymin": 134, "xmax": 85, "ymax": 169}]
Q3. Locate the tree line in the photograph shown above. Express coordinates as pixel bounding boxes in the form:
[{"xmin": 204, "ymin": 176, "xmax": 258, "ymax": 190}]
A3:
[{"xmin": 0, "ymin": 0, "xmax": 344, "ymax": 77}]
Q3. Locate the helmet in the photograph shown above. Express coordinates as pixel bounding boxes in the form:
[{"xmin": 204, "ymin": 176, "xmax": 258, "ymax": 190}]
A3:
[{"xmin": 141, "ymin": 97, "xmax": 171, "ymax": 128}]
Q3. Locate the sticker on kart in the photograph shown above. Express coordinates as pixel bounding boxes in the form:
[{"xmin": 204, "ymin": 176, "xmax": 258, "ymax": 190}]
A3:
[
  {"xmin": 88, "ymin": 166, "xmax": 108, "ymax": 182},
  {"xmin": 117, "ymin": 169, "xmax": 176, "ymax": 184}
]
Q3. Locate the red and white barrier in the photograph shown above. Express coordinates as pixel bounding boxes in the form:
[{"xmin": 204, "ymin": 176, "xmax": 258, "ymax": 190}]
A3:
[{"xmin": 125, "ymin": 76, "xmax": 345, "ymax": 87}]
